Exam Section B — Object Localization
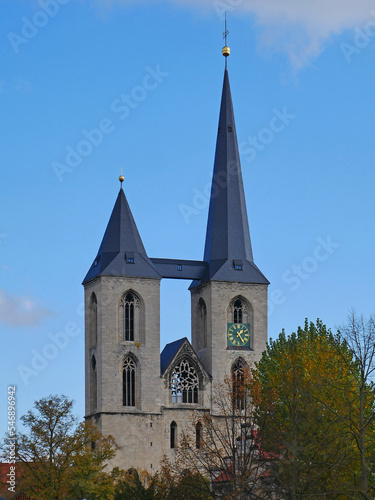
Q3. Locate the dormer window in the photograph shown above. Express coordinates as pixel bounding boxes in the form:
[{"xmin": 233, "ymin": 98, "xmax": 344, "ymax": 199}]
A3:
[
  {"xmin": 93, "ymin": 255, "xmax": 101, "ymax": 267},
  {"xmin": 233, "ymin": 259, "xmax": 243, "ymax": 271},
  {"xmin": 177, "ymin": 264, "xmax": 182, "ymax": 271},
  {"xmin": 126, "ymin": 252, "xmax": 135, "ymax": 264}
]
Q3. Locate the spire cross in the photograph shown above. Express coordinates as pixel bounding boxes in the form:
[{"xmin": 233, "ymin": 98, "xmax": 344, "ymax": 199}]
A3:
[
  {"xmin": 222, "ymin": 12, "xmax": 230, "ymax": 66},
  {"xmin": 223, "ymin": 12, "xmax": 229, "ymax": 46}
]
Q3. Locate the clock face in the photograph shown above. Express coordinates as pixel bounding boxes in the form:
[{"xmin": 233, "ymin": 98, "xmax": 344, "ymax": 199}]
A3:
[{"xmin": 227, "ymin": 323, "xmax": 250, "ymax": 348}]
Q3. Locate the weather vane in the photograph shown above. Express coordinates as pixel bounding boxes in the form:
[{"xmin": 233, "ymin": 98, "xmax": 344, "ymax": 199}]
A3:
[{"xmin": 222, "ymin": 12, "xmax": 230, "ymax": 65}]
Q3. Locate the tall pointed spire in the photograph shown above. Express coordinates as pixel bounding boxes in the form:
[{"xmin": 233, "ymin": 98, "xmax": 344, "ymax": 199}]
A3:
[
  {"xmin": 83, "ymin": 178, "xmax": 160, "ymax": 284},
  {"xmin": 201, "ymin": 46, "xmax": 268, "ymax": 284}
]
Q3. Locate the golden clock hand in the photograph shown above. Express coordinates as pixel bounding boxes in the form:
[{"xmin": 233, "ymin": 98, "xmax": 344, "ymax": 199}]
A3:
[{"xmin": 237, "ymin": 331, "xmax": 244, "ymax": 342}]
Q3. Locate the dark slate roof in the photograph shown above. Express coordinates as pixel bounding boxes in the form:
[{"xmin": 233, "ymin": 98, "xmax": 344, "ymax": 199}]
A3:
[
  {"xmin": 160, "ymin": 337, "xmax": 187, "ymax": 375},
  {"xmin": 192, "ymin": 68, "xmax": 268, "ymax": 287},
  {"xmin": 150, "ymin": 258, "xmax": 207, "ymax": 279},
  {"xmin": 83, "ymin": 188, "xmax": 161, "ymax": 284}
]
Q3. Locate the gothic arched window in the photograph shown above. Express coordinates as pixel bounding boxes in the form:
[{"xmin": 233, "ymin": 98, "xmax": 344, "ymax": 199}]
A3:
[
  {"xmin": 196, "ymin": 422, "xmax": 202, "ymax": 449},
  {"xmin": 199, "ymin": 298, "xmax": 207, "ymax": 348},
  {"xmin": 120, "ymin": 291, "xmax": 142, "ymax": 342},
  {"xmin": 171, "ymin": 359, "xmax": 199, "ymax": 404},
  {"xmin": 228, "ymin": 296, "xmax": 252, "ymax": 332},
  {"xmin": 91, "ymin": 355, "xmax": 97, "ymax": 411},
  {"xmin": 170, "ymin": 421, "xmax": 177, "ymax": 449},
  {"xmin": 123, "ymin": 356, "xmax": 136, "ymax": 407},
  {"xmin": 232, "ymin": 358, "xmax": 247, "ymax": 410},
  {"xmin": 90, "ymin": 293, "xmax": 98, "ymax": 346}
]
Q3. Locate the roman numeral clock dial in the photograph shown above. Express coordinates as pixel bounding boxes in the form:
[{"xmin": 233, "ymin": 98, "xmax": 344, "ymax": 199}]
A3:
[{"xmin": 227, "ymin": 323, "xmax": 250, "ymax": 348}]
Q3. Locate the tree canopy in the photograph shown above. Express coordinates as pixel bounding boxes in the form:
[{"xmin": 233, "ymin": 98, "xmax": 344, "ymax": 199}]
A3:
[
  {"xmin": 252, "ymin": 319, "xmax": 362, "ymax": 498},
  {"xmin": 2, "ymin": 394, "xmax": 118, "ymax": 500}
]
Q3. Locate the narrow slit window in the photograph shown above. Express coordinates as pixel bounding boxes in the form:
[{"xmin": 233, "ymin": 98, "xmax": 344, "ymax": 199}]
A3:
[
  {"xmin": 170, "ymin": 421, "xmax": 177, "ymax": 449},
  {"xmin": 91, "ymin": 293, "xmax": 98, "ymax": 346},
  {"xmin": 91, "ymin": 355, "xmax": 97, "ymax": 411}
]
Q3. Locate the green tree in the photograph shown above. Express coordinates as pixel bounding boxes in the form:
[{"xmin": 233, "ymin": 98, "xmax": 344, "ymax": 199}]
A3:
[
  {"xmin": 112, "ymin": 466, "xmax": 210, "ymax": 500},
  {"xmin": 252, "ymin": 319, "xmax": 360, "ymax": 499},
  {"xmin": 2, "ymin": 394, "xmax": 118, "ymax": 500},
  {"xmin": 153, "ymin": 462, "xmax": 211, "ymax": 500}
]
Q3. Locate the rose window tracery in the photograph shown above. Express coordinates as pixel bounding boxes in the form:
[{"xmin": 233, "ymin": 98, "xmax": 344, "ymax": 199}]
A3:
[{"xmin": 171, "ymin": 359, "xmax": 199, "ymax": 403}]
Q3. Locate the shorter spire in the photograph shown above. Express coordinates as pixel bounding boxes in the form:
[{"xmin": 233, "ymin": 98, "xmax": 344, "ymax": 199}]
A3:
[{"xmin": 83, "ymin": 183, "xmax": 161, "ymax": 284}]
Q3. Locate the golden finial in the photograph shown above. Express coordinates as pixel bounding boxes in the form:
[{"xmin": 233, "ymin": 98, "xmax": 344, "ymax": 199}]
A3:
[
  {"xmin": 222, "ymin": 12, "xmax": 230, "ymax": 61},
  {"xmin": 222, "ymin": 46, "xmax": 230, "ymax": 58},
  {"xmin": 119, "ymin": 166, "xmax": 124, "ymax": 185}
]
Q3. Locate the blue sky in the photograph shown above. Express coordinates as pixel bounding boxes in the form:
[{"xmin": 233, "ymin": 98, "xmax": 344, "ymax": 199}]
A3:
[{"xmin": 1, "ymin": 0, "xmax": 375, "ymax": 436}]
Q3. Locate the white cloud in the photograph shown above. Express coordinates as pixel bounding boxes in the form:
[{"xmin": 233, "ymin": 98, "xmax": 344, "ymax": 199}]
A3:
[
  {"xmin": 0, "ymin": 288, "xmax": 53, "ymax": 327},
  {"xmin": 98, "ymin": 0, "xmax": 375, "ymax": 67}
]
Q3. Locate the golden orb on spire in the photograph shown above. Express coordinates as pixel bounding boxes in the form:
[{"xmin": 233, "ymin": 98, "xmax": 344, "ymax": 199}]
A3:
[
  {"xmin": 222, "ymin": 46, "xmax": 230, "ymax": 57},
  {"xmin": 119, "ymin": 166, "xmax": 125, "ymax": 184}
]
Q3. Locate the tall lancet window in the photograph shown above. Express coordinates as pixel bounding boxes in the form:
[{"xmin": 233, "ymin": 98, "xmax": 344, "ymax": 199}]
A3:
[
  {"xmin": 90, "ymin": 293, "xmax": 98, "ymax": 346},
  {"xmin": 171, "ymin": 359, "xmax": 199, "ymax": 404},
  {"xmin": 199, "ymin": 298, "xmax": 207, "ymax": 348},
  {"xmin": 124, "ymin": 293, "xmax": 134, "ymax": 341},
  {"xmin": 232, "ymin": 358, "xmax": 247, "ymax": 410},
  {"xmin": 120, "ymin": 292, "xmax": 142, "ymax": 342},
  {"xmin": 123, "ymin": 356, "xmax": 136, "ymax": 407},
  {"xmin": 91, "ymin": 355, "xmax": 97, "ymax": 411}
]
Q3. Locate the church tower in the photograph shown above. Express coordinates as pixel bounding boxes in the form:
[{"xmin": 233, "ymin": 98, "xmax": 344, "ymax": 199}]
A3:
[
  {"xmin": 82, "ymin": 180, "xmax": 163, "ymax": 459},
  {"xmin": 82, "ymin": 37, "xmax": 268, "ymax": 472},
  {"xmin": 190, "ymin": 45, "xmax": 269, "ymax": 386}
]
